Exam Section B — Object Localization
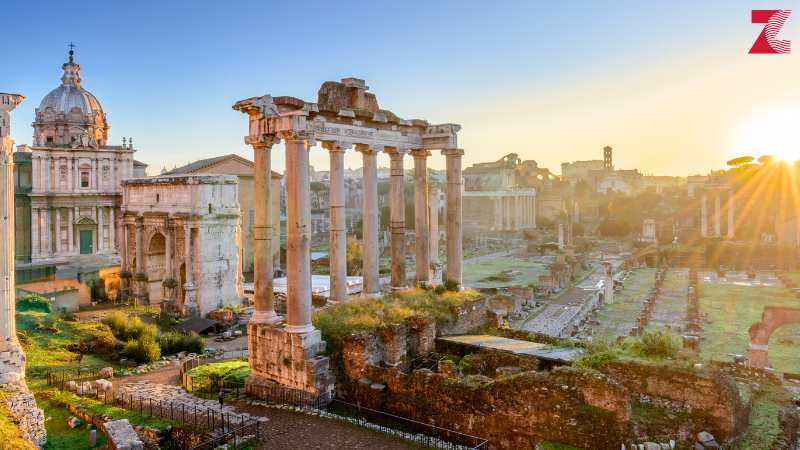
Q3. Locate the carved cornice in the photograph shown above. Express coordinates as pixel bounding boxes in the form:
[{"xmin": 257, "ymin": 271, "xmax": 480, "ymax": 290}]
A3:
[
  {"xmin": 277, "ymin": 129, "xmax": 313, "ymax": 142},
  {"xmin": 409, "ymin": 149, "xmax": 432, "ymax": 159},
  {"xmin": 383, "ymin": 146, "xmax": 411, "ymax": 158}
]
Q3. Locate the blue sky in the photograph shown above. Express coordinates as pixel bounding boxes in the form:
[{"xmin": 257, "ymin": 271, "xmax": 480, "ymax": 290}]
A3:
[{"xmin": 5, "ymin": 0, "xmax": 800, "ymax": 176}]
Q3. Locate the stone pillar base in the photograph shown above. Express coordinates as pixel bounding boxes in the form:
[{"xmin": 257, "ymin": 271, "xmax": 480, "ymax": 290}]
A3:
[
  {"xmin": 749, "ymin": 348, "xmax": 767, "ymax": 368},
  {"xmin": 182, "ymin": 303, "xmax": 200, "ymax": 318},
  {"xmin": 0, "ymin": 339, "xmax": 26, "ymax": 385},
  {"xmin": 430, "ymin": 262, "xmax": 444, "ymax": 286},
  {"xmin": 246, "ymin": 324, "xmax": 335, "ymax": 397},
  {"xmin": 361, "ymin": 292, "xmax": 382, "ymax": 299}
]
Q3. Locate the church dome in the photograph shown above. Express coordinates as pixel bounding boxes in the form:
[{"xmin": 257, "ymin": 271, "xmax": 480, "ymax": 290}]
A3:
[{"xmin": 33, "ymin": 48, "xmax": 110, "ymax": 146}]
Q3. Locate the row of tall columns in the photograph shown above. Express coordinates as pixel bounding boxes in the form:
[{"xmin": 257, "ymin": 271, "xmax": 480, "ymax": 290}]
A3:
[
  {"xmin": 495, "ymin": 193, "xmax": 536, "ymax": 231},
  {"xmin": 30, "ymin": 206, "xmax": 117, "ymax": 257},
  {"xmin": 0, "ymin": 94, "xmax": 23, "ymax": 345},
  {"xmin": 700, "ymin": 189, "xmax": 735, "ymax": 238},
  {"xmin": 31, "ymin": 154, "xmax": 132, "ymax": 193}
]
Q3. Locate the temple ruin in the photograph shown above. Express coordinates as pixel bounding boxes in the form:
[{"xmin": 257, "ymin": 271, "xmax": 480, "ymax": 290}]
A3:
[{"xmin": 234, "ymin": 78, "xmax": 463, "ymax": 395}]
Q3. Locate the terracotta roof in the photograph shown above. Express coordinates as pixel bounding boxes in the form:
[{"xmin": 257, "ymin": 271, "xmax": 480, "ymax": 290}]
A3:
[
  {"xmin": 162, "ymin": 154, "xmax": 281, "ymax": 178},
  {"xmin": 173, "ymin": 317, "xmax": 219, "ymax": 335}
]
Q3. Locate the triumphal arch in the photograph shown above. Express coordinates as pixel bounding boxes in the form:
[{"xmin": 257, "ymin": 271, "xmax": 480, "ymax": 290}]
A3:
[{"xmin": 234, "ymin": 78, "xmax": 463, "ymax": 396}]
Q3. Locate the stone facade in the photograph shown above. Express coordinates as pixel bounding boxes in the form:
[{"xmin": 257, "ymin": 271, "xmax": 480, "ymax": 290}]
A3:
[
  {"xmin": 121, "ymin": 174, "xmax": 243, "ymax": 316},
  {"xmin": 161, "ymin": 154, "xmax": 282, "ymax": 273},
  {"xmin": 536, "ymin": 181, "xmax": 565, "ymax": 221},
  {"xmin": 15, "ymin": 51, "xmax": 146, "ymax": 264},
  {"xmin": 0, "ymin": 383, "xmax": 47, "ymax": 447},
  {"xmin": 561, "ymin": 159, "xmax": 604, "ymax": 185}
]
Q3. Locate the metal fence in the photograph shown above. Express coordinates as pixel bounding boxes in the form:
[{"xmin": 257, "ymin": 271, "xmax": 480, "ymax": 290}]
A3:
[
  {"xmin": 45, "ymin": 370, "xmax": 260, "ymax": 443},
  {"xmin": 188, "ymin": 419, "xmax": 261, "ymax": 450},
  {"xmin": 179, "ymin": 353, "xmax": 488, "ymax": 449}
]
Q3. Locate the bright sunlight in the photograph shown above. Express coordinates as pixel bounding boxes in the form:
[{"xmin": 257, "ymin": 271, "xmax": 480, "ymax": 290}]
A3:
[{"xmin": 736, "ymin": 109, "xmax": 800, "ymax": 162}]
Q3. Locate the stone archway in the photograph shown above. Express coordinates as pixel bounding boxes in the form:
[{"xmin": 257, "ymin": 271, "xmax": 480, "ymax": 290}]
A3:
[
  {"xmin": 146, "ymin": 232, "xmax": 166, "ymax": 304},
  {"xmin": 748, "ymin": 306, "xmax": 800, "ymax": 368}
]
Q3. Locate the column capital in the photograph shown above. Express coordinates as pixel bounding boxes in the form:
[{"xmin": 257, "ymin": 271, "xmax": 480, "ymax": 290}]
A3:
[
  {"xmin": 164, "ymin": 217, "xmax": 175, "ymax": 231},
  {"xmin": 134, "ymin": 216, "xmax": 144, "ymax": 228},
  {"xmin": 321, "ymin": 140, "xmax": 353, "ymax": 153},
  {"xmin": 277, "ymin": 129, "xmax": 313, "ymax": 142},
  {"xmin": 441, "ymin": 148, "xmax": 464, "ymax": 157},
  {"xmin": 409, "ymin": 149, "xmax": 431, "ymax": 159},
  {"xmin": 355, "ymin": 143, "xmax": 383, "ymax": 155},
  {"xmin": 247, "ymin": 134, "xmax": 280, "ymax": 148},
  {"xmin": 383, "ymin": 146, "xmax": 411, "ymax": 158}
]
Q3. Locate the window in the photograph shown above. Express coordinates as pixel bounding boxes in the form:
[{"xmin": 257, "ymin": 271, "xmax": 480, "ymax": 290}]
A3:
[
  {"xmin": 156, "ymin": 194, "xmax": 160, "ymax": 203},
  {"xmin": 81, "ymin": 172, "xmax": 89, "ymax": 188},
  {"xmin": 249, "ymin": 210, "xmax": 254, "ymax": 230},
  {"xmin": 46, "ymin": 137, "xmax": 53, "ymax": 143}
]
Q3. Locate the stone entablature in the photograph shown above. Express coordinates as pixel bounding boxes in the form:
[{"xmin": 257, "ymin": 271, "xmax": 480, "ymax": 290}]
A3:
[{"xmin": 121, "ymin": 174, "xmax": 243, "ymax": 316}]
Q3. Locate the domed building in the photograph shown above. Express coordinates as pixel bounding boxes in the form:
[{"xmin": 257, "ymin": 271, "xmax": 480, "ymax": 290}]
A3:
[{"xmin": 15, "ymin": 49, "xmax": 147, "ymax": 266}]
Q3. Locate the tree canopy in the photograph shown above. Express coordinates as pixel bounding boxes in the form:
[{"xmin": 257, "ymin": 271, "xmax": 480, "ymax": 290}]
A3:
[
  {"xmin": 310, "ymin": 182, "xmax": 328, "ymax": 192},
  {"xmin": 726, "ymin": 156, "xmax": 754, "ymax": 167}
]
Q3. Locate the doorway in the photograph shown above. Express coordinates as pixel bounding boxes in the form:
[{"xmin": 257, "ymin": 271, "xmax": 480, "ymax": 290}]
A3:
[{"xmin": 79, "ymin": 230, "xmax": 93, "ymax": 254}]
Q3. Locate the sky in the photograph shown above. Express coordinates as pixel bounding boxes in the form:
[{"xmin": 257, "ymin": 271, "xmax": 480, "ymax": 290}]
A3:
[{"xmin": 4, "ymin": 0, "xmax": 800, "ymax": 177}]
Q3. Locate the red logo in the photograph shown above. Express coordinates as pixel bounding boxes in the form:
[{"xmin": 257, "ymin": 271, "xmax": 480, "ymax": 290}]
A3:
[{"xmin": 750, "ymin": 10, "xmax": 791, "ymax": 53}]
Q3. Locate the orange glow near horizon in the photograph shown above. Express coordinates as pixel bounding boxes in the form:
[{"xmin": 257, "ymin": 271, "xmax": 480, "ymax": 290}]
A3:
[{"xmin": 735, "ymin": 109, "xmax": 800, "ymax": 163}]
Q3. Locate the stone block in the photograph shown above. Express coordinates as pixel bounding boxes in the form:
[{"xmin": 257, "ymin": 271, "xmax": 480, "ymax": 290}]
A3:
[
  {"xmin": 68, "ymin": 416, "xmax": 80, "ymax": 428},
  {"xmin": 66, "ymin": 380, "xmax": 77, "ymax": 391},
  {"xmin": 697, "ymin": 432, "xmax": 714, "ymax": 443},
  {"xmin": 96, "ymin": 379, "xmax": 113, "ymax": 391},
  {"xmin": 90, "ymin": 429, "xmax": 97, "ymax": 446},
  {"xmin": 104, "ymin": 419, "xmax": 144, "ymax": 450},
  {"xmin": 99, "ymin": 367, "xmax": 114, "ymax": 378}
]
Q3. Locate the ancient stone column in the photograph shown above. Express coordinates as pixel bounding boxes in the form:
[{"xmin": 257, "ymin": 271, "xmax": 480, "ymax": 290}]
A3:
[
  {"xmin": 386, "ymin": 146, "xmax": 408, "ymax": 290},
  {"xmin": 357, "ymin": 143, "xmax": 382, "ymax": 297},
  {"xmin": 701, "ymin": 189, "xmax": 707, "ymax": 237},
  {"xmin": 134, "ymin": 216, "xmax": 148, "ymax": 305},
  {"xmin": 493, "ymin": 198, "xmax": 500, "ymax": 230},
  {"xmin": 714, "ymin": 191, "xmax": 721, "ymax": 237},
  {"xmin": 727, "ymin": 189, "xmax": 734, "ymax": 238},
  {"xmin": 410, "ymin": 150, "xmax": 431, "ymax": 284},
  {"xmin": 163, "ymin": 218, "xmax": 175, "ymax": 302},
  {"xmin": 443, "ymin": 148, "xmax": 464, "ymax": 285},
  {"xmin": 323, "ymin": 140, "xmax": 351, "ymax": 302},
  {"xmin": 281, "ymin": 131, "xmax": 315, "ymax": 333},
  {"xmin": 67, "ymin": 158, "xmax": 73, "ymax": 193},
  {"xmin": 98, "ymin": 206, "xmax": 104, "ymax": 251},
  {"xmin": 603, "ymin": 261, "xmax": 614, "ymax": 304},
  {"xmin": 182, "ymin": 222, "xmax": 198, "ymax": 317},
  {"xmin": 430, "ymin": 186, "xmax": 440, "ymax": 264},
  {"xmin": 514, "ymin": 195, "xmax": 520, "ymax": 230},
  {"xmin": 251, "ymin": 138, "xmax": 279, "ymax": 324},
  {"xmin": 119, "ymin": 221, "xmax": 129, "ymax": 297},
  {"xmin": 558, "ymin": 223, "xmax": 564, "ymax": 250}
]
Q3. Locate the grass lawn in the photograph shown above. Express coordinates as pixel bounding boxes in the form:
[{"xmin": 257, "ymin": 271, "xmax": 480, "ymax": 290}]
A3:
[
  {"xmin": 37, "ymin": 395, "xmax": 107, "ymax": 450},
  {"xmin": 462, "ymin": 259, "xmax": 548, "ymax": 288},
  {"xmin": 593, "ymin": 268, "xmax": 656, "ymax": 340},
  {"xmin": 186, "ymin": 357, "xmax": 251, "ymax": 383},
  {"xmin": 729, "ymin": 383, "xmax": 796, "ymax": 450},
  {"xmin": 535, "ymin": 441, "xmax": 588, "ymax": 450},
  {"xmin": 17, "ymin": 311, "xmax": 118, "ymax": 391},
  {"xmin": 698, "ymin": 283, "xmax": 800, "ymax": 373}
]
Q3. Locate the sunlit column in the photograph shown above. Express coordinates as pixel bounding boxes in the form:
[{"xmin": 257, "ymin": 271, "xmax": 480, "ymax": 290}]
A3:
[
  {"xmin": 714, "ymin": 191, "xmax": 721, "ymax": 237},
  {"xmin": 701, "ymin": 189, "xmax": 707, "ymax": 237},
  {"xmin": 443, "ymin": 148, "xmax": 464, "ymax": 285},
  {"xmin": 323, "ymin": 140, "xmax": 351, "ymax": 302},
  {"xmin": 727, "ymin": 189, "xmax": 735, "ymax": 238},
  {"xmin": 357, "ymin": 143, "xmax": 382, "ymax": 297},
  {"xmin": 410, "ymin": 149, "xmax": 431, "ymax": 284},
  {"xmin": 386, "ymin": 146, "xmax": 409, "ymax": 290},
  {"xmin": 250, "ymin": 137, "xmax": 279, "ymax": 324}
]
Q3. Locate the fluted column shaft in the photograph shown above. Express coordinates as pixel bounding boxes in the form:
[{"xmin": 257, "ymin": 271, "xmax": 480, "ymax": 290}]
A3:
[
  {"xmin": 184, "ymin": 224, "xmax": 193, "ymax": 284},
  {"xmin": 54, "ymin": 207, "xmax": 61, "ymax": 254},
  {"xmin": 324, "ymin": 141, "xmax": 351, "ymax": 302},
  {"xmin": 430, "ymin": 187, "xmax": 440, "ymax": 263},
  {"xmin": 411, "ymin": 150, "xmax": 431, "ymax": 283},
  {"xmin": 109, "ymin": 207, "xmax": 116, "ymax": 251},
  {"xmin": 1, "ymin": 95, "xmax": 21, "ymax": 339},
  {"xmin": 98, "ymin": 206, "xmax": 104, "ymax": 251},
  {"xmin": 443, "ymin": 148, "xmax": 464, "ymax": 285},
  {"xmin": 251, "ymin": 140, "xmax": 278, "ymax": 323},
  {"xmin": 358, "ymin": 144, "xmax": 381, "ymax": 297},
  {"xmin": 120, "ymin": 223, "xmax": 128, "ymax": 272},
  {"xmin": 283, "ymin": 131, "xmax": 315, "ymax": 333},
  {"xmin": 135, "ymin": 218, "xmax": 143, "ymax": 275},
  {"xmin": 387, "ymin": 147, "xmax": 408, "ymax": 289}
]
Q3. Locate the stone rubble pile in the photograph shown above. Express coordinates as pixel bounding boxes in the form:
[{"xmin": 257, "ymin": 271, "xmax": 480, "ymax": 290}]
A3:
[{"xmin": 0, "ymin": 383, "xmax": 47, "ymax": 447}]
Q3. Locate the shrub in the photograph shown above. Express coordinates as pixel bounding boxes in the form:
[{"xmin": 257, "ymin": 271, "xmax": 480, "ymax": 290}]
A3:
[
  {"xmin": 125, "ymin": 317, "xmax": 157, "ymax": 341},
  {"xmin": 626, "ymin": 330, "xmax": 680, "ymax": 359},
  {"xmin": 103, "ymin": 311, "xmax": 129, "ymax": 335},
  {"xmin": 121, "ymin": 337, "xmax": 161, "ymax": 364},
  {"xmin": 155, "ymin": 331, "xmax": 205, "ymax": 355},
  {"xmin": 572, "ymin": 339, "xmax": 619, "ymax": 369},
  {"xmin": 16, "ymin": 294, "xmax": 52, "ymax": 313}
]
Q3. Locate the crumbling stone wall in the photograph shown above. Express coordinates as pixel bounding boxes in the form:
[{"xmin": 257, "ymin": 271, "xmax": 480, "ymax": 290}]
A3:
[
  {"xmin": 437, "ymin": 297, "xmax": 488, "ymax": 336},
  {"xmin": 604, "ymin": 362, "xmax": 750, "ymax": 445},
  {"xmin": 341, "ymin": 366, "xmax": 633, "ymax": 450},
  {"xmin": 0, "ymin": 383, "xmax": 46, "ymax": 447}
]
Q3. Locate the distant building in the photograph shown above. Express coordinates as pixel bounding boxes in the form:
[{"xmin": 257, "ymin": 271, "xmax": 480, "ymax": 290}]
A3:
[
  {"xmin": 643, "ymin": 175, "xmax": 685, "ymax": 194},
  {"xmin": 598, "ymin": 169, "xmax": 644, "ymax": 196},
  {"xmin": 536, "ymin": 181, "xmax": 565, "ymax": 221},
  {"xmin": 686, "ymin": 176, "xmax": 708, "ymax": 197},
  {"xmin": 561, "ymin": 160, "xmax": 604, "ymax": 185}
]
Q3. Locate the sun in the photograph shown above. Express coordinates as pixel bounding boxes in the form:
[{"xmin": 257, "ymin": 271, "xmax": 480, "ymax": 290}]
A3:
[{"xmin": 736, "ymin": 109, "xmax": 800, "ymax": 162}]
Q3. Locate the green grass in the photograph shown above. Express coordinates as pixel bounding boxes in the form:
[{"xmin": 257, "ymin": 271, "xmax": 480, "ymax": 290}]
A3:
[
  {"xmin": 698, "ymin": 283, "xmax": 800, "ymax": 373},
  {"xmin": 461, "ymin": 259, "xmax": 548, "ymax": 288},
  {"xmin": 186, "ymin": 357, "xmax": 251, "ymax": 383},
  {"xmin": 17, "ymin": 311, "xmax": 118, "ymax": 391},
  {"xmin": 593, "ymin": 268, "xmax": 658, "ymax": 340},
  {"xmin": 37, "ymin": 395, "xmax": 107, "ymax": 450},
  {"xmin": 729, "ymin": 383, "xmax": 795, "ymax": 450}
]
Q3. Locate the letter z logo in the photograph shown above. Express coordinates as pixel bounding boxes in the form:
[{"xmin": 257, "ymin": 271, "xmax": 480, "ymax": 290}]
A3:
[{"xmin": 750, "ymin": 10, "xmax": 791, "ymax": 54}]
